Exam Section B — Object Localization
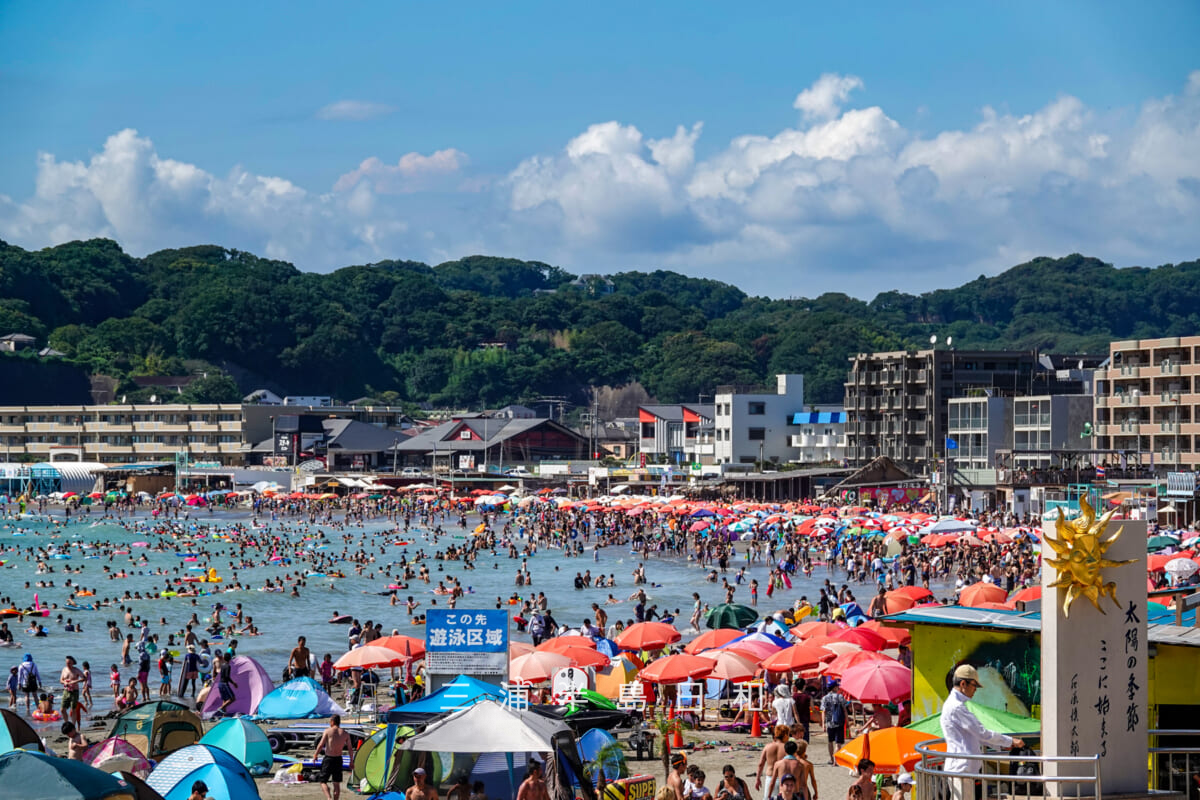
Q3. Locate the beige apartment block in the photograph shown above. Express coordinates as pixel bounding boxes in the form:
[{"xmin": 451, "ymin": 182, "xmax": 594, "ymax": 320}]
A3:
[
  {"xmin": 0, "ymin": 404, "xmax": 244, "ymax": 465},
  {"xmin": 1094, "ymin": 336, "xmax": 1200, "ymax": 470}
]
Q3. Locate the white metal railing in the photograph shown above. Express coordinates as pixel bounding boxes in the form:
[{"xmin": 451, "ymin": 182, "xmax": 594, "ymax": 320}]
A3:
[{"xmin": 914, "ymin": 735, "xmax": 1101, "ymax": 800}]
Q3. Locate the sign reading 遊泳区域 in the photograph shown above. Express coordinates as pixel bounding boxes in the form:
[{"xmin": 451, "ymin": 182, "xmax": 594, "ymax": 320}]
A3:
[{"xmin": 425, "ymin": 609, "xmax": 509, "ymax": 689}]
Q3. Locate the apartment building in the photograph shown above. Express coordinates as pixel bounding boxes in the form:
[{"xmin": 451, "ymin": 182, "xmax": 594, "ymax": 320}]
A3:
[
  {"xmin": 845, "ymin": 349, "xmax": 1100, "ymax": 472},
  {"xmin": 1094, "ymin": 336, "xmax": 1200, "ymax": 470},
  {"xmin": 713, "ymin": 374, "xmax": 806, "ymax": 466},
  {"xmin": 787, "ymin": 409, "xmax": 847, "ymax": 464},
  {"xmin": 0, "ymin": 404, "xmax": 243, "ymax": 463}
]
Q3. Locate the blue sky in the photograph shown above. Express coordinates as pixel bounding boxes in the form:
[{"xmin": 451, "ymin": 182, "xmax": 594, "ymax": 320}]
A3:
[{"xmin": 2, "ymin": 1, "xmax": 1198, "ymax": 296}]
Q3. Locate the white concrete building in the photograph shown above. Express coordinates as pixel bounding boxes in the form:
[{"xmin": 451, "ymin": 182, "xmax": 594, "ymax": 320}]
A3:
[
  {"xmin": 787, "ymin": 408, "xmax": 847, "ymax": 464},
  {"xmin": 714, "ymin": 374, "xmax": 806, "ymax": 466}
]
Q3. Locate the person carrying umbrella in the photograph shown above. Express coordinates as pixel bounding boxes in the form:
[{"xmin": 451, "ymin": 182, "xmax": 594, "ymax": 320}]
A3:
[{"xmin": 942, "ymin": 665, "xmax": 1024, "ymax": 799}]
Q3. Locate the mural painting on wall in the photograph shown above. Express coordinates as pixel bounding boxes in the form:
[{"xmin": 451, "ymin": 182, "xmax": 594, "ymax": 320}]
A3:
[
  {"xmin": 840, "ymin": 487, "xmax": 925, "ymax": 505},
  {"xmin": 912, "ymin": 626, "xmax": 1041, "ymax": 720}
]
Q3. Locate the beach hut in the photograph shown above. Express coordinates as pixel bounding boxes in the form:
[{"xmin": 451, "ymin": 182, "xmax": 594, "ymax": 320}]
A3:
[
  {"xmin": 198, "ymin": 718, "xmax": 273, "ymax": 775},
  {"xmin": 0, "ymin": 708, "xmax": 44, "ymax": 754},
  {"xmin": 83, "ymin": 737, "xmax": 153, "ymax": 777},
  {"xmin": 0, "ymin": 750, "xmax": 136, "ymax": 800},
  {"xmin": 200, "ymin": 656, "xmax": 274, "ymax": 719},
  {"xmin": 253, "ymin": 676, "xmax": 345, "ymax": 720},
  {"xmin": 108, "ymin": 701, "xmax": 203, "ymax": 760},
  {"xmin": 145, "ymin": 744, "xmax": 260, "ymax": 800}
]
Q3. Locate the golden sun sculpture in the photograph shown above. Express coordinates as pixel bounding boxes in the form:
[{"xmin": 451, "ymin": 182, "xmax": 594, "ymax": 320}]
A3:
[{"xmin": 1045, "ymin": 495, "xmax": 1137, "ymax": 617}]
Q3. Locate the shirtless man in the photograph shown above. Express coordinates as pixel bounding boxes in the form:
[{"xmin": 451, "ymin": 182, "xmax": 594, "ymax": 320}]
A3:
[
  {"xmin": 407, "ymin": 767, "xmax": 439, "ymax": 800},
  {"xmin": 288, "ymin": 636, "xmax": 312, "ymax": 678},
  {"xmin": 516, "ymin": 760, "xmax": 550, "ymax": 800},
  {"xmin": 768, "ymin": 741, "xmax": 802, "ymax": 800},
  {"xmin": 60, "ymin": 655, "xmax": 85, "ymax": 727},
  {"xmin": 755, "ymin": 726, "xmax": 790, "ymax": 800},
  {"xmin": 313, "ymin": 714, "xmax": 351, "ymax": 800},
  {"xmin": 667, "ymin": 753, "xmax": 688, "ymax": 800},
  {"xmin": 779, "ymin": 741, "xmax": 816, "ymax": 800}
]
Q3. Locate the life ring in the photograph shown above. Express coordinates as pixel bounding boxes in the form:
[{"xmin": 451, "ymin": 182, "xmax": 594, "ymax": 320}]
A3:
[
  {"xmin": 32, "ymin": 710, "xmax": 61, "ymax": 722},
  {"xmin": 76, "ymin": 591, "xmax": 94, "ymax": 597},
  {"xmin": 197, "ymin": 654, "xmax": 212, "ymax": 673}
]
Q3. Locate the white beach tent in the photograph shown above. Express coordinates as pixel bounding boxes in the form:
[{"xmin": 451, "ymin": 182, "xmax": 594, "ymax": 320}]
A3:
[{"xmin": 401, "ymin": 700, "xmax": 568, "ymax": 753}]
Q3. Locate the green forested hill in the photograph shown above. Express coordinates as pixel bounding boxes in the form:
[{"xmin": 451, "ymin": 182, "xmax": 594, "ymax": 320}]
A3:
[{"xmin": 1, "ymin": 239, "xmax": 1198, "ymax": 408}]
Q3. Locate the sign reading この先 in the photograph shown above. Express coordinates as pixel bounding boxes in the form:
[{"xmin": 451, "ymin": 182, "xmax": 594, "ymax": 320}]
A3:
[{"xmin": 425, "ymin": 609, "xmax": 509, "ymax": 683}]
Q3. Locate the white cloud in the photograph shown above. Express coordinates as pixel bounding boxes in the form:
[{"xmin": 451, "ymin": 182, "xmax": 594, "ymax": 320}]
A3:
[
  {"xmin": 2, "ymin": 72, "xmax": 1200, "ymax": 296},
  {"xmin": 316, "ymin": 100, "xmax": 397, "ymax": 121},
  {"xmin": 333, "ymin": 149, "xmax": 469, "ymax": 194},
  {"xmin": 793, "ymin": 73, "xmax": 864, "ymax": 120}
]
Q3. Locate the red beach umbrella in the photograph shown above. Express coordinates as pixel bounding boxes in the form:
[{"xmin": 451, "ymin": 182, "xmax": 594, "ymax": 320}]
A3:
[
  {"xmin": 639, "ymin": 653, "xmax": 714, "ymax": 684},
  {"xmin": 615, "ymin": 621, "xmax": 681, "ymax": 651}
]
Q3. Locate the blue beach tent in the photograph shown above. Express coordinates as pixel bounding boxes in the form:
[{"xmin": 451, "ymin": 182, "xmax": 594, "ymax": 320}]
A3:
[
  {"xmin": 199, "ymin": 718, "xmax": 273, "ymax": 775},
  {"xmin": 253, "ymin": 677, "xmax": 345, "ymax": 720},
  {"xmin": 146, "ymin": 744, "xmax": 260, "ymax": 800}
]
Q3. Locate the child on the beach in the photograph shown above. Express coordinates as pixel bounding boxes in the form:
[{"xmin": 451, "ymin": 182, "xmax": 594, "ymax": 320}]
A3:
[
  {"xmin": 81, "ymin": 661, "xmax": 93, "ymax": 711},
  {"xmin": 110, "ymin": 664, "xmax": 121, "ymax": 698},
  {"xmin": 6, "ymin": 667, "xmax": 16, "ymax": 709}
]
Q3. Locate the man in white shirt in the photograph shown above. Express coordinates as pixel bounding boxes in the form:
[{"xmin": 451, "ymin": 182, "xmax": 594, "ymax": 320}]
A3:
[
  {"xmin": 772, "ymin": 685, "xmax": 796, "ymax": 728},
  {"xmin": 941, "ymin": 665, "xmax": 1025, "ymax": 799}
]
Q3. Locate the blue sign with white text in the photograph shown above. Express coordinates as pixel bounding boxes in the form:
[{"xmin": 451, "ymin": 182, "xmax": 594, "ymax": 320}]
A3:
[{"xmin": 425, "ymin": 609, "xmax": 509, "ymax": 652}]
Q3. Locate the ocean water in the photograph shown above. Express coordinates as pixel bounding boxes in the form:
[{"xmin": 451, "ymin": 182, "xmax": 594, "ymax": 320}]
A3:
[{"xmin": 0, "ymin": 507, "xmax": 916, "ymax": 720}]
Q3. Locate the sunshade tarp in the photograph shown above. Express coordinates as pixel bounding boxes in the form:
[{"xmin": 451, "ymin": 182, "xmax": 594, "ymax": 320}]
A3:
[
  {"xmin": 200, "ymin": 656, "xmax": 274, "ymax": 719},
  {"xmin": 146, "ymin": 744, "xmax": 260, "ymax": 800},
  {"xmin": 199, "ymin": 718, "xmax": 273, "ymax": 775},
  {"xmin": 253, "ymin": 677, "xmax": 345, "ymax": 720},
  {"xmin": 402, "ymin": 700, "xmax": 570, "ymax": 753},
  {"xmin": 386, "ymin": 675, "xmax": 507, "ymax": 723},
  {"xmin": 907, "ymin": 700, "xmax": 1036, "ymax": 737},
  {"xmin": 0, "ymin": 750, "xmax": 135, "ymax": 800}
]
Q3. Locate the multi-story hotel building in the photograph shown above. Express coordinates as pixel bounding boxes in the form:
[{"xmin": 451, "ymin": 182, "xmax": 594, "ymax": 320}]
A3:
[
  {"xmin": 1094, "ymin": 336, "xmax": 1199, "ymax": 470},
  {"xmin": 0, "ymin": 404, "xmax": 244, "ymax": 463}
]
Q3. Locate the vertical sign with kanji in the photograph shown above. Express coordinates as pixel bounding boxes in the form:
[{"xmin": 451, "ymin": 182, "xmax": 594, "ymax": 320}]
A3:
[
  {"xmin": 425, "ymin": 609, "xmax": 509, "ymax": 695},
  {"xmin": 1041, "ymin": 516, "xmax": 1147, "ymax": 794}
]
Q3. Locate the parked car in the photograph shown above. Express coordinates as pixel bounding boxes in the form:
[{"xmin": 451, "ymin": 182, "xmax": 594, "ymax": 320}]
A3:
[
  {"xmin": 399, "ymin": 467, "xmax": 425, "ymax": 477},
  {"xmin": 504, "ymin": 467, "xmax": 533, "ymax": 477}
]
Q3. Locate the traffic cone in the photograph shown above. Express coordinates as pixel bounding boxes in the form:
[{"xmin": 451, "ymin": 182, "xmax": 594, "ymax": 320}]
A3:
[
  {"xmin": 672, "ymin": 715, "xmax": 684, "ymax": 749},
  {"xmin": 750, "ymin": 709, "xmax": 761, "ymax": 737}
]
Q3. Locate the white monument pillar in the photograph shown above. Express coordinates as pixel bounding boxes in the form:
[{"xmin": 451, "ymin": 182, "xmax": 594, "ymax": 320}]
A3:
[{"xmin": 1041, "ymin": 502, "xmax": 1148, "ymax": 796}]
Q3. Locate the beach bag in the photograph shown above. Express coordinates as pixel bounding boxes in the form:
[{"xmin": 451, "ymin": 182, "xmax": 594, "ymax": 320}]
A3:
[
  {"xmin": 1007, "ymin": 746, "xmax": 1042, "ymax": 795},
  {"xmin": 21, "ymin": 669, "xmax": 36, "ymax": 693},
  {"xmin": 826, "ymin": 698, "xmax": 845, "ymax": 729}
]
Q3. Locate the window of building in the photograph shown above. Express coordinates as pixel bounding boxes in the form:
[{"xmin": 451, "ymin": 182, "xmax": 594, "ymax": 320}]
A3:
[
  {"xmin": 640, "ymin": 423, "xmax": 654, "ymax": 438},
  {"xmin": 748, "ymin": 427, "xmax": 766, "ymax": 441},
  {"xmin": 748, "ymin": 402, "xmax": 766, "ymax": 415}
]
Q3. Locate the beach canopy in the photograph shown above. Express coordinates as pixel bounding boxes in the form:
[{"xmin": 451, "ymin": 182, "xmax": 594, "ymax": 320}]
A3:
[
  {"xmin": 0, "ymin": 709, "xmax": 44, "ymax": 754},
  {"xmin": 146, "ymin": 744, "xmax": 260, "ymax": 800},
  {"xmin": 199, "ymin": 718, "xmax": 273, "ymax": 775},
  {"xmin": 401, "ymin": 700, "xmax": 570, "ymax": 753},
  {"xmin": 907, "ymin": 700, "xmax": 1035, "ymax": 738},
  {"xmin": 386, "ymin": 675, "xmax": 507, "ymax": 724},
  {"xmin": 0, "ymin": 750, "xmax": 135, "ymax": 800},
  {"xmin": 253, "ymin": 677, "xmax": 345, "ymax": 720},
  {"xmin": 200, "ymin": 656, "xmax": 274, "ymax": 719},
  {"xmin": 108, "ymin": 701, "xmax": 203, "ymax": 760},
  {"xmin": 83, "ymin": 737, "xmax": 153, "ymax": 777}
]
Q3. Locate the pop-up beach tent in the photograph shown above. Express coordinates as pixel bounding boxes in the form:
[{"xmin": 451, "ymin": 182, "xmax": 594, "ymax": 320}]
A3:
[
  {"xmin": 200, "ymin": 656, "xmax": 274, "ymax": 719},
  {"xmin": 253, "ymin": 677, "xmax": 344, "ymax": 720},
  {"xmin": 395, "ymin": 700, "xmax": 595, "ymax": 800},
  {"xmin": 145, "ymin": 744, "xmax": 260, "ymax": 800},
  {"xmin": 0, "ymin": 750, "xmax": 136, "ymax": 800},
  {"xmin": 0, "ymin": 709, "xmax": 44, "ymax": 754},
  {"xmin": 108, "ymin": 701, "xmax": 203, "ymax": 760},
  {"xmin": 82, "ymin": 737, "xmax": 153, "ymax": 777},
  {"xmin": 198, "ymin": 718, "xmax": 273, "ymax": 775}
]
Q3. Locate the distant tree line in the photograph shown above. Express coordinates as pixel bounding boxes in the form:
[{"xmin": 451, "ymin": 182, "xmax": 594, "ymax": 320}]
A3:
[{"xmin": 1, "ymin": 238, "xmax": 1197, "ymax": 408}]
